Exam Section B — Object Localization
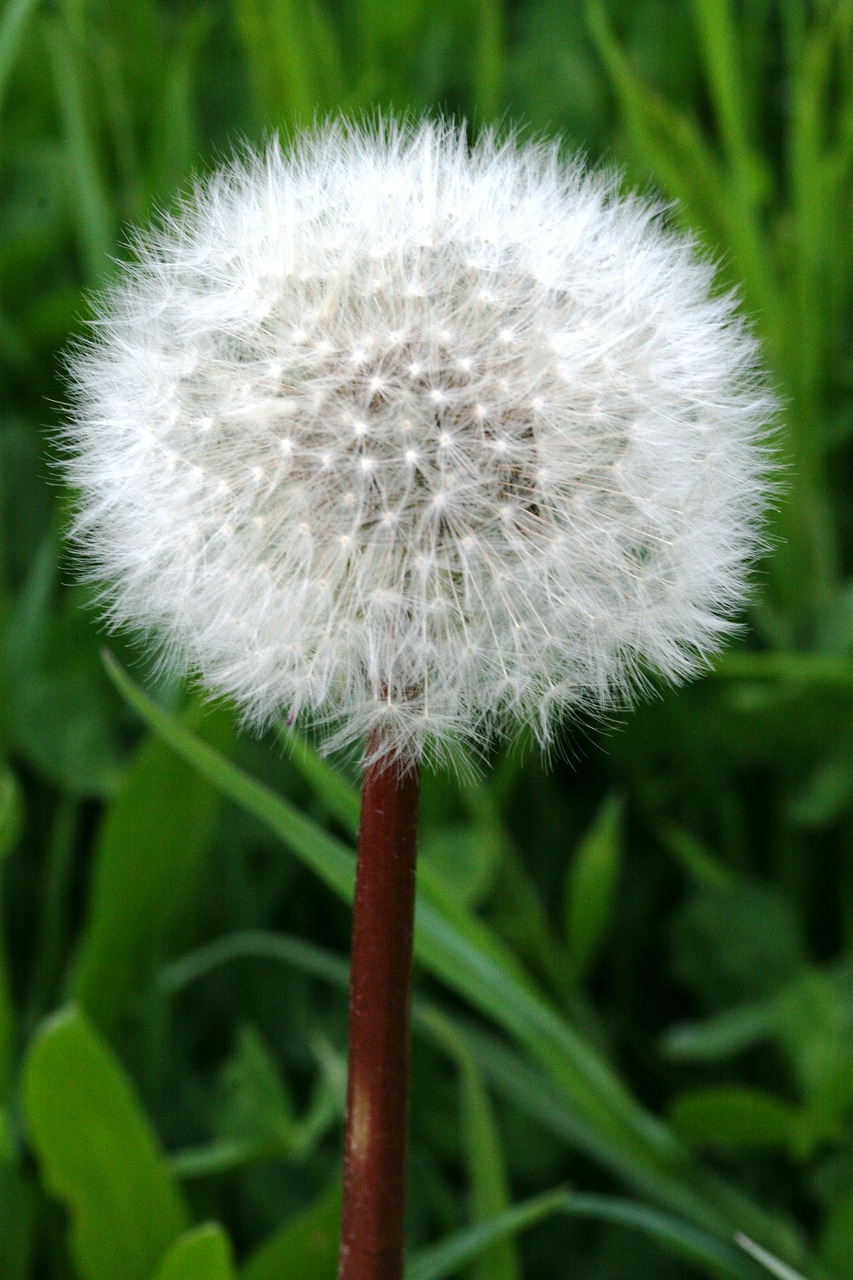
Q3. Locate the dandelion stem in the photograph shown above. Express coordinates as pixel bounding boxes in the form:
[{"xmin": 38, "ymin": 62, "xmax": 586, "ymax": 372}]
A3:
[{"xmin": 339, "ymin": 739, "xmax": 421, "ymax": 1280}]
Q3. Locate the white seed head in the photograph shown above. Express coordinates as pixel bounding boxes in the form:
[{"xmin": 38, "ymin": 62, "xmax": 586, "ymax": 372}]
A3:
[{"xmin": 61, "ymin": 118, "xmax": 775, "ymax": 766}]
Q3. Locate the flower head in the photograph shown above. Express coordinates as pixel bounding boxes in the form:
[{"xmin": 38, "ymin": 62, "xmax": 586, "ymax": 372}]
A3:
[{"xmin": 63, "ymin": 118, "xmax": 774, "ymax": 764}]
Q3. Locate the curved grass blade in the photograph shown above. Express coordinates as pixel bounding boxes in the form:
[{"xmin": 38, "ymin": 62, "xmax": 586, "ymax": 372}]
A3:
[{"xmin": 406, "ymin": 1189, "xmax": 760, "ymax": 1280}]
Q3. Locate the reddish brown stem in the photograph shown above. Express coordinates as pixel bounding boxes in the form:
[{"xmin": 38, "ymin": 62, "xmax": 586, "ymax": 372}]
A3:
[{"xmin": 338, "ymin": 742, "xmax": 421, "ymax": 1280}]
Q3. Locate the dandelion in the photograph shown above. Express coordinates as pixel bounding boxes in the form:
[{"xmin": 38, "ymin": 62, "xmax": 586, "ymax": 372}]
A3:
[
  {"xmin": 63, "ymin": 118, "xmax": 772, "ymax": 770},
  {"xmin": 61, "ymin": 118, "xmax": 775, "ymax": 1280}
]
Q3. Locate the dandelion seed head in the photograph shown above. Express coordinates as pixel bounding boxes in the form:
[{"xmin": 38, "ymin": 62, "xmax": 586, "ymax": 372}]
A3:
[{"xmin": 62, "ymin": 118, "xmax": 775, "ymax": 766}]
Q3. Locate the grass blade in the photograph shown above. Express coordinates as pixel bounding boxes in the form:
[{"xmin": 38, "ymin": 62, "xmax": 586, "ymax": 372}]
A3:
[
  {"xmin": 0, "ymin": 0, "xmax": 40, "ymax": 118},
  {"xmin": 44, "ymin": 19, "xmax": 115, "ymax": 282},
  {"xmin": 407, "ymin": 1188, "xmax": 760, "ymax": 1280}
]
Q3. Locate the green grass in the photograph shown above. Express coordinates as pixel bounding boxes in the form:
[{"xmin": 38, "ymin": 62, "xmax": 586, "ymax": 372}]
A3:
[{"xmin": 1, "ymin": 1, "xmax": 852, "ymax": 1277}]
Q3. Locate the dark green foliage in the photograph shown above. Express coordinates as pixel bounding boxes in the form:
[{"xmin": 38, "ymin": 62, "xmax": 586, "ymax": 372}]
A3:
[{"xmin": 0, "ymin": 1, "xmax": 851, "ymax": 1276}]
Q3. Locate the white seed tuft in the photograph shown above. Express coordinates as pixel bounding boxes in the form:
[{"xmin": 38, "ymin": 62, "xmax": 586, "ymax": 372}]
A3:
[{"xmin": 61, "ymin": 118, "xmax": 775, "ymax": 766}]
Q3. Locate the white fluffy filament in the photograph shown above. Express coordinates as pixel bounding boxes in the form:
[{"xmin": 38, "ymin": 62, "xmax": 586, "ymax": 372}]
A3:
[{"xmin": 62, "ymin": 118, "xmax": 775, "ymax": 765}]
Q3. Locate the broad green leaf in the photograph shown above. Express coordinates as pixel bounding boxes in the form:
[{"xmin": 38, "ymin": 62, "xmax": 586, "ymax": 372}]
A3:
[
  {"xmin": 72, "ymin": 700, "xmax": 234, "ymax": 1034},
  {"xmin": 777, "ymin": 969, "xmax": 851, "ymax": 1102},
  {"xmin": 670, "ymin": 1087, "xmax": 800, "ymax": 1154},
  {"xmin": 774, "ymin": 972, "xmax": 853, "ymax": 1153},
  {"xmin": 198, "ymin": 1023, "xmax": 338, "ymax": 1172},
  {"xmin": 406, "ymin": 1189, "xmax": 757, "ymax": 1280},
  {"xmin": 22, "ymin": 1008, "xmax": 188, "ymax": 1280},
  {"xmin": 152, "ymin": 1225, "xmax": 234, "ymax": 1280},
  {"xmin": 218, "ymin": 1025, "xmax": 296, "ymax": 1151},
  {"xmin": 562, "ymin": 793, "xmax": 621, "ymax": 978},
  {"xmin": 241, "ymin": 1180, "xmax": 341, "ymax": 1280}
]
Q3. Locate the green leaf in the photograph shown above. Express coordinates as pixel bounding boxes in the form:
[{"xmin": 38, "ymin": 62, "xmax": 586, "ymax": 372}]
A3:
[
  {"xmin": 160, "ymin": 929, "xmax": 350, "ymax": 998},
  {"xmin": 105, "ymin": 656, "xmax": 806, "ymax": 1262},
  {"xmin": 0, "ymin": 0, "xmax": 40, "ymax": 118},
  {"xmin": 0, "ymin": 764, "xmax": 23, "ymax": 1095},
  {"xmin": 587, "ymin": 0, "xmax": 776, "ymax": 320},
  {"xmin": 690, "ymin": 0, "xmax": 769, "ymax": 206},
  {"xmin": 6, "ymin": 579, "xmax": 126, "ymax": 797},
  {"xmin": 421, "ymin": 1008, "xmax": 518, "ymax": 1280},
  {"xmin": 562, "ymin": 793, "xmax": 622, "ymax": 978},
  {"xmin": 406, "ymin": 1189, "xmax": 757, "ymax": 1280},
  {"xmin": 22, "ymin": 1007, "xmax": 188, "ymax": 1280},
  {"xmin": 735, "ymin": 1235, "xmax": 809, "ymax": 1280},
  {"xmin": 241, "ymin": 1179, "xmax": 341, "ymax": 1280},
  {"xmin": 819, "ymin": 1189, "xmax": 853, "ymax": 1279},
  {"xmin": 669, "ymin": 882, "xmax": 806, "ymax": 1009},
  {"xmin": 160, "ymin": 927, "xmax": 806, "ymax": 1272},
  {"xmin": 218, "ymin": 1024, "xmax": 296, "ymax": 1150},
  {"xmin": 204, "ymin": 1023, "xmax": 338, "ymax": 1170},
  {"xmin": 454, "ymin": 1023, "xmax": 804, "ymax": 1264},
  {"xmin": 72, "ymin": 700, "xmax": 234, "ymax": 1034},
  {"xmin": 44, "ymin": 19, "xmax": 115, "ymax": 282},
  {"xmin": 473, "ymin": 0, "xmax": 504, "ymax": 119},
  {"xmin": 587, "ymin": 3, "xmax": 730, "ymax": 243},
  {"xmin": 149, "ymin": 10, "xmax": 215, "ymax": 193},
  {"xmin": 662, "ymin": 1000, "xmax": 780, "ymax": 1064},
  {"xmin": 658, "ymin": 822, "xmax": 733, "ymax": 891},
  {"xmin": 103, "ymin": 652, "xmax": 354, "ymax": 900},
  {"xmin": 152, "ymin": 1225, "xmax": 234, "ymax": 1280},
  {"xmin": 712, "ymin": 651, "xmax": 853, "ymax": 687},
  {"xmin": 0, "ymin": 765, "xmax": 23, "ymax": 861},
  {"xmin": 0, "ymin": 1164, "xmax": 36, "ymax": 1280},
  {"xmin": 231, "ymin": 0, "xmax": 342, "ymax": 124},
  {"xmin": 277, "ymin": 724, "xmax": 361, "ymax": 837},
  {"xmin": 406, "ymin": 1190, "xmax": 567, "ymax": 1280},
  {"xmin": 670, "ymin": 1087, "xmax": 801, "ymax": 1154},
  {"xmin": 771, "ymin": 971, "xmax": 853, "ymax": 1153},
  {"xmin": 459, "ymin": 1050, "xmax": 518, "ymax": 1280}
]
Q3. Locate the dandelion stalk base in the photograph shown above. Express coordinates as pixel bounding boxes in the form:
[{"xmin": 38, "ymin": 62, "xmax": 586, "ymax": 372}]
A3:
[{"xmin": 338, "ymin": 742, "xmax": 421, "ymax": 1280}]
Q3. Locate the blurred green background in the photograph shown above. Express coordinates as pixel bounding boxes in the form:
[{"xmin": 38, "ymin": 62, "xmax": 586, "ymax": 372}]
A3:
[{"xmin": 1, "ymin": 0, "xmax": 852, "ymax": 1277}]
